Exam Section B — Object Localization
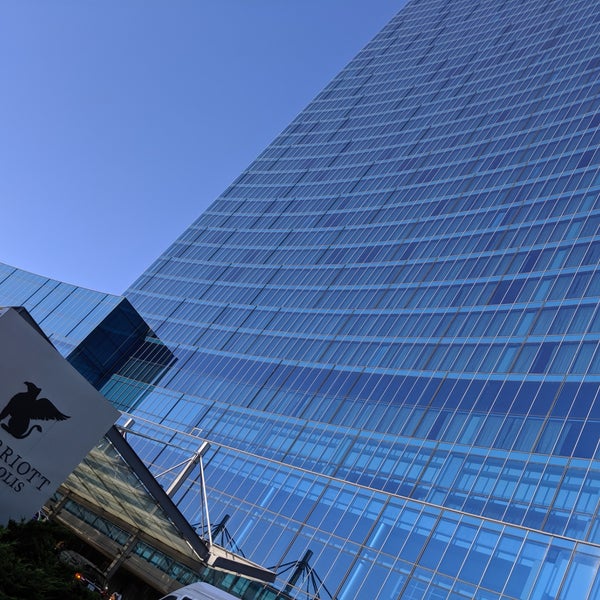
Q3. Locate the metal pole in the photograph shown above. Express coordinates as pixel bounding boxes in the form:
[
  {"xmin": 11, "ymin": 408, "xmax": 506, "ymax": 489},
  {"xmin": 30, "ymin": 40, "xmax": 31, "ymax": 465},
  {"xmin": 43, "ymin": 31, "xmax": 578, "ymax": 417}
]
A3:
[
  {"xmin": 283, "ymin": 549, "xmax": 313, "ymax": 595},
  {"xmin": 199, "ymin": 456, "xmax": 212, "ymax": 547},
  {"xmin": 165, "ymin": 441, "xmax": 210, "ymax": 497},
  {"xmin": 212, "ymin": 514, "xmax": 230, "ymax": 539}
]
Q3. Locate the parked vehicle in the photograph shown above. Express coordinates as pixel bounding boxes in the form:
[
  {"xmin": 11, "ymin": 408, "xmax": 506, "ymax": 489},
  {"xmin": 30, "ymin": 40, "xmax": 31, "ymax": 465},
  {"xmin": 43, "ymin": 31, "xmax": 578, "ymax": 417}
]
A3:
[
  {"xmin": 58, "ymin": 549, "xmax": 109, "ymax": 596},
  {"xmin": 159, "ymin": 581, "xmax": 239, "ymax": 600}
]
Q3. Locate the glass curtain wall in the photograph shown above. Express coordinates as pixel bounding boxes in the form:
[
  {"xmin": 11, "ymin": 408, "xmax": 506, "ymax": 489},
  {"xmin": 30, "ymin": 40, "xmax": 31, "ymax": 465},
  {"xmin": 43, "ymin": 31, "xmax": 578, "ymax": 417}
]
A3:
[{"xmin": 119, "ymin": 0, "xmax": 600, "ymax": 597}]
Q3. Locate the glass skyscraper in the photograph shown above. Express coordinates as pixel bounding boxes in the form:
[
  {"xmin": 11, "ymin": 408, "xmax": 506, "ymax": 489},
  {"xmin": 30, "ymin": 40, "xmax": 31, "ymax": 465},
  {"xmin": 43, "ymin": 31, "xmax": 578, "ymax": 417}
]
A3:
[{"xmin": 5, "ymin": 0, "xmax": 600, "ymax": 597}]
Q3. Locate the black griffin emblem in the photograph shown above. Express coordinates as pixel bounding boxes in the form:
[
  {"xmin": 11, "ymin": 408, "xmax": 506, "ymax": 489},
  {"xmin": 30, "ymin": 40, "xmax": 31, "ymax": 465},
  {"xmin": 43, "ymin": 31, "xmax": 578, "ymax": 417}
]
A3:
[{"xmin": 0, "ymin": 381, "xmax": 70, "ymax": 439}]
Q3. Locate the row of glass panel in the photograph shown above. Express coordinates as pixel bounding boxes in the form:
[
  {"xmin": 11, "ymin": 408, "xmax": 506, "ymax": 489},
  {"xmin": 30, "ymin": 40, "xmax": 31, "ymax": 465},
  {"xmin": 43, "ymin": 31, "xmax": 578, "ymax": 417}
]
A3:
[
  {"xmin": 178, "ymin": 204, "xmax": 600, "ymax": 265},
  {"xmin": 139, "ymin": 264, "xmax": 600, "ymax": 317},
  {"xmin": 191, "ymin": 208, "xmax": 600, "ymax": 269},
  {"xmin": 151, "ymin": 299, "xmax": 600, "ymax": 344},
  {"xmin": 163, "ymin": 232, "xmax": 600, "ymax": 290},
  {"xmin": 110, "ymin": 343, "xmax": 600, "ymax": 421},
  {"xmin": 140, "ymin": 316, "xmax": 600, "ymax": 378}
]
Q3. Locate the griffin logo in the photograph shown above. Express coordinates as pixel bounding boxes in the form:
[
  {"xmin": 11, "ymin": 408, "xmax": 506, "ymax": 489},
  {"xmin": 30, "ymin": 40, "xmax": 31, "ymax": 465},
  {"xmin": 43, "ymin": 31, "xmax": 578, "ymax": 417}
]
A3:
[{"xmin": 0, "ymin": 382, "xmax": 70, "ymax": 439}]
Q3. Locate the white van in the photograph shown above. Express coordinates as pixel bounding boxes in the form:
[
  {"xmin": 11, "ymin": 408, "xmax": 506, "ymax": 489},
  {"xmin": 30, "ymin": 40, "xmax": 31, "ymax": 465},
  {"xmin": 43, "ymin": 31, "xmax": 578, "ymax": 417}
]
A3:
[{"xmin": 159, "ymin": 581, "xmax": 239, "ymax": 600}]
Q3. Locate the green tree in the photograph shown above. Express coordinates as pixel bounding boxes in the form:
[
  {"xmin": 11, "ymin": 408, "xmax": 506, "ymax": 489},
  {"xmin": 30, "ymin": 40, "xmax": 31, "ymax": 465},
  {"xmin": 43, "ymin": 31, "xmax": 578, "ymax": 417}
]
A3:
[{"xmin": 0, "ymin": 520, "xmax": 99, "ymax": 600}]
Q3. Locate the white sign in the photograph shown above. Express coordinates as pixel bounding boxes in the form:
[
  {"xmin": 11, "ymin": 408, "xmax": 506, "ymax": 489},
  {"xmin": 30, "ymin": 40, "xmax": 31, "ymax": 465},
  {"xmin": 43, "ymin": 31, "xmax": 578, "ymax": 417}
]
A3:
[{"xmin": 0, "ymin": 307, "xmax": 120, "ymax": 525}]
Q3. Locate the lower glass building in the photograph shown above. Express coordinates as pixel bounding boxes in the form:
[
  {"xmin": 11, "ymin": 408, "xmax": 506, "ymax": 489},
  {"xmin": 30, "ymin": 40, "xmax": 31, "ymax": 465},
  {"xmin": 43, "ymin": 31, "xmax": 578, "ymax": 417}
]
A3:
[{"xmin": 5, "ymin": 0, "xmax": 600, "ymax": 598}]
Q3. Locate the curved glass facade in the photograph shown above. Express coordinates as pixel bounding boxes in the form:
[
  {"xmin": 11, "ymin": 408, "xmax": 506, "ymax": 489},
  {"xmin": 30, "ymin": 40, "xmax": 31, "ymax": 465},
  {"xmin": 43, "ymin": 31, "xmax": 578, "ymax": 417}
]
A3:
[
  {"xmin": 7, "ymin": 0, "xmax": 600, "ymax": 598},
  {"xmin": 116, "ymin": 0, "xmax": 600, "ymax": 597}
]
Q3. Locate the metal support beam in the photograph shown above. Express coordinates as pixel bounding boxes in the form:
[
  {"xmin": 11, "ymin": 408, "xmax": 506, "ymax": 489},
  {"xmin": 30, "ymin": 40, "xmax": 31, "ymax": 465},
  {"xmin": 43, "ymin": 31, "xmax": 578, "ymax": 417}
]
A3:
[
  {"xmin": 104, "ymin": 530, "xmax": 140, "ymax": 580},
  {"xmin": 283, "ymin": 550, "xmax": 313, "ymax": 595},
  {"xmin": 166, "ymin": 441, "xmax": 211, "ymax": 498}
]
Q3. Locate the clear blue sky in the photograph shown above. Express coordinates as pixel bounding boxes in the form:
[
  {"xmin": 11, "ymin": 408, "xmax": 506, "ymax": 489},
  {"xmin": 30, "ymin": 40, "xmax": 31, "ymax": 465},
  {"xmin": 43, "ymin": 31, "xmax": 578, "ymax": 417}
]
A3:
[{"xmin": 0, "ymin": 1, "xmax": 405, "ymax": 295}]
